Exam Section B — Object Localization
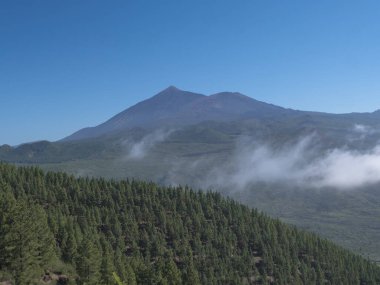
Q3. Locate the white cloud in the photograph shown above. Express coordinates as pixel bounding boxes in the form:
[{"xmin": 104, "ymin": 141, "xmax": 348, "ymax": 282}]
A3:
[
  {"xmin": 206, "ymin": 136, "xmax": 380, "ymax": 190},
  {"xmin": 308, "ymin": 146, "xmax": 380, "ymax": 188},
  {"xmin": 126, "ymin": 129, "xmax": 173, "ymax": 159},
  {"xmin": 353, "ymin": 124, "xmax": 372, "ymax": 134}
]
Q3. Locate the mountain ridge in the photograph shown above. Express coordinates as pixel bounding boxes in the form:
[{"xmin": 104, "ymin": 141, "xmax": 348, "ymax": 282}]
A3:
[
  {"xmin": 62, "ymin": 86, "xmax": 206, "ymax": 141},
  {"xmin": 62, "ymin": 86, "xmax": 298, "ymax": 142}
]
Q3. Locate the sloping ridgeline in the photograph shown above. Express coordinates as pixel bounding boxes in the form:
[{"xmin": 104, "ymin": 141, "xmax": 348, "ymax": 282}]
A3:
[{"xmin": 0, "ymin": 164, "xmax": 379, "ymax": 285}]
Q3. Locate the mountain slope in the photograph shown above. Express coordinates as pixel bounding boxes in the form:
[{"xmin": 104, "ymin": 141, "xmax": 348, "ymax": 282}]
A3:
[
  {"xmin": 62, "ymin": 86, "xmax": 296, "ymax": 142},
  {"xmin": 63, "ymin": 86, "xmax": 206, "ymax": 141},
  {"xmin": 1, "ymin": 163, "xmax": 380, "ymax": 284},
  {"xmin": 183, "ymin": 91, "xmax": 291, "ymax": 120}
]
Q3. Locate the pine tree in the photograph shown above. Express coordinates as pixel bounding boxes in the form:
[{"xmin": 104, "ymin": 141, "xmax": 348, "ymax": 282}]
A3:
[
  {"xmin": 100, "ymin": 245, "xmax": 115, "ymax": 285},
  {"xmin": 76, "ymin": 236, "xmax": 101, "ymax": 285},
  {"xmin": 1, "ymin": 197, "xmax": 56, "ymax": 284}
]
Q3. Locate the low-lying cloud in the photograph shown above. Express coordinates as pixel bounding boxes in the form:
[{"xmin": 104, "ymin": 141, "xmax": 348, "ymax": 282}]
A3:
[
  {"xmin": 120, "ymin": 124, "xmax": 380, "ymax": 191},
  {"xmin": 354, "ymin": 124, "xmax": 373, "ymax": 134},
  {"xmin": 350, "ymin": 124, "xmax": 376, "ymax": 140},
  {"xmin": 126, "ymin": 129, "xmax": 173, "ymax": 159},
  {"xmin": 207, "ymin": 136, "xmax": 380, "ymax": 190},
  {"xmin": 311, "ymin": 146, "xmax": 380, "ymax": 188}
]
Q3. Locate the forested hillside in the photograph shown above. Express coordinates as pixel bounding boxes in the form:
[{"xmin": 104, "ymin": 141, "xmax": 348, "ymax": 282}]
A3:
[{"xmin": 0, "ymin": 163, "xmax": 379, "ymax": 285}]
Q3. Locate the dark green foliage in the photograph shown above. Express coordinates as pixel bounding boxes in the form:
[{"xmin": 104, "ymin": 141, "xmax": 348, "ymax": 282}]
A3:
[
  {"xmin": 0, "ymin": 163, "xmax": 380, "ymax": 284},
  {"xmin": 76, "ymin": 236, "xmax": 101, "ymax": 284},
  {"xmin": 0, "ymin": 180, "xmax": 57, "ymax": 284}
]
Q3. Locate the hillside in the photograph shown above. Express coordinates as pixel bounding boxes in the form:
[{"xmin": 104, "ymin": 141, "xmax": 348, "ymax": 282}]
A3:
[
  {"xmin": 234, "ymin": 185, "xmax": 380, "ymax": 262},
  {"xmin": 1, "ymin": 163, "xmax": 380, "ymax": 284}
]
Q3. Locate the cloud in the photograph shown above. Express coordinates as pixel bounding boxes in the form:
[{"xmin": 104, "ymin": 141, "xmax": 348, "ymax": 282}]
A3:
[
  {"xmin": 126, "ymin": 129, "xmax": 173, "ymax": 159},
  {"xmin": 205, "ymin": 135, "xmax": 380, "ymax": 190},
  {"xmin": 121, "ymin": 125, "xmax": 380, "ymax": 191},
  {"xmin": 308, "ymin": 146, "xmax": 380, "ymax": 188},
  {"xmin": 353, "ymin": 124, "xmax": 373, "ymax": 134},
  {"xmin": 350, "ymin": 124, "xmax": 380, "ymax": 142}
]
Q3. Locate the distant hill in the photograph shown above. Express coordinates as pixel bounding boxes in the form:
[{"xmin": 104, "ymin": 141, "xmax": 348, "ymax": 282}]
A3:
[{"xmin": 1, "ymin": 163, "xmax": 379, "ymax": 284}]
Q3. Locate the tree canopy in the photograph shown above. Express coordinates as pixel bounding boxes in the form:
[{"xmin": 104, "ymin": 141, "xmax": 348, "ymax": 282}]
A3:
[{"xmin": 0, "ymin": 163, "xmax": 379, "ymax": 284}]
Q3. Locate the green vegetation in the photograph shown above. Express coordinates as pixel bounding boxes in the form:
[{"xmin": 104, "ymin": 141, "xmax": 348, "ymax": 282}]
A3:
[
  {"xmin": 235, "ymin": 185, "xmax": 380, "ymax": 261},
  {"xmin": 0, "ymin": 163, "xmax": 380, "ymax": 284}
]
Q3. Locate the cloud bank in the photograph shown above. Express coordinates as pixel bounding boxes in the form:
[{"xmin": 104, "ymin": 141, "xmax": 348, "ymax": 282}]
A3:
[{"xmin": 206, "ymin": 136, "xmax": 380, "ymax": 190}]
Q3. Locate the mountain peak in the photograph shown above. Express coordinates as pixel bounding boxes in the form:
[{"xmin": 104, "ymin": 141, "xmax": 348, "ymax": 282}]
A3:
[
  {"xmin": 152, "ymin": 86, "xmax": 205, "ymax": 103},
  {"xmin": 158, "ymin": 85, "xmax": 182, "ymax": 94},
  {"xmin": 62, "ymin": 87, "xmax": 286, "ymax": 141},
  {"xmin": 166, "ymin": 85, "xmax": 180, "ymax": 91}
]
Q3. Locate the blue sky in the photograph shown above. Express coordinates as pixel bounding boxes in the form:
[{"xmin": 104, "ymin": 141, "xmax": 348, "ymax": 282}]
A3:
[{"xmin": 1, "ymin": 0, "xmax": 380, "ymax": 145}]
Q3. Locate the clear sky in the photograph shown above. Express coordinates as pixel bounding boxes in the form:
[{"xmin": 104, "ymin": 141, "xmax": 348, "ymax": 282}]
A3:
[{"xmin": 1, "ymin": 0, "xmax": 380, "ymax": 145}]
